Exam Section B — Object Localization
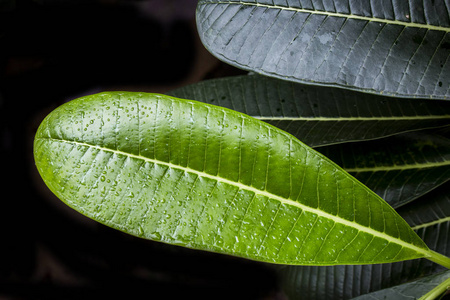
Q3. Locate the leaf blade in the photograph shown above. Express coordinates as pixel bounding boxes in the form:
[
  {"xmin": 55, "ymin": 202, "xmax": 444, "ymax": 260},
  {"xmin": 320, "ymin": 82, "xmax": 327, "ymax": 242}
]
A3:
[
  {"xmin": 34, "ymin": 92, "xmax": 430, "ymax": 265},
  {"xmin": 352, "ymin": 270, "xmax": 450, "ymax": 300},
  {"xmin": 196, "ymin": 1, "xmax": 450, "ymax": 99},
  {"xmin": 169, "ymin": 75, "xmax": 450, "ymax": 147},
  {"xmin": 316, "ymin": 132, "xmax": 450, "ymax": 208}
]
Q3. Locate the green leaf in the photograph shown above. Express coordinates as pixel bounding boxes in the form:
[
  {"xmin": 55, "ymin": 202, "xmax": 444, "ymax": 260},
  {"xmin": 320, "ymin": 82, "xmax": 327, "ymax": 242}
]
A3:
[
  {"xmin": 279, "ymin": 183, "xmax": 450, "ymax": 300},
  {"xmin": 316, "ymin": 132, "xmax": 450, "ymax": 208},
  {"xmin": 196, "ymin": 0, "xmax": 450, "ymax": 99},
  {"xmin": 169, "ymin": 75, "xmax": 450, "ymax": 147},
  {"xmin": 34, "ymin": 91, "xmax": 433, "ymax": 265},
  {"xmin": 351, "ymin": 270, "xmax": 450, "ymax": 300}
]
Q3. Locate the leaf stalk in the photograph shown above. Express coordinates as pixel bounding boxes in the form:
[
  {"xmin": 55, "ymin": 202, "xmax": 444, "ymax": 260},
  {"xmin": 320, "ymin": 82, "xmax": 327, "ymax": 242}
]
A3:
[{"xmin": 427, "ymin": 251, "xmax": 450, "ymax": 270}]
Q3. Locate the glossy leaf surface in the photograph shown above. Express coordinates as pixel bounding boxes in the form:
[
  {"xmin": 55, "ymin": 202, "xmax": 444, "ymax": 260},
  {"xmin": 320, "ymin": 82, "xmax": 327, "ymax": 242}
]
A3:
[
  {"xmin": 169, "ymin": 75, "xmax": 450, "ymax": 147},
  {"xmin": 34, "ymin": 92, "xmax": 430, "ymax": 265},
  {"xmin": 196, "ymin": 0, "xmax": 450, "ymax": 99},
  {"xmin": 279, "ymin": 183, "xmax": 450, "ymax": 299},
  {"xmin": 317, "ymin": 132, "xmax": 450, "ymax": 208}
]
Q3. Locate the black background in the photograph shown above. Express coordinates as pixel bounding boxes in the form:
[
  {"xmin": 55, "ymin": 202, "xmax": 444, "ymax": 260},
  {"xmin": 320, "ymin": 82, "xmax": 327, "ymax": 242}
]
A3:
[{"xmin": 0, "ymin": 1, "xmax": 280, "ymax": 299}]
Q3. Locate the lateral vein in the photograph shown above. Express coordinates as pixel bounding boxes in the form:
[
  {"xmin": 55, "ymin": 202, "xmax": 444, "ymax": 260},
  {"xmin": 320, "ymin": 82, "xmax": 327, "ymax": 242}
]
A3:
[{"xmin": 411, "ymin": 216, "xmax": 450, "ymax": 231}]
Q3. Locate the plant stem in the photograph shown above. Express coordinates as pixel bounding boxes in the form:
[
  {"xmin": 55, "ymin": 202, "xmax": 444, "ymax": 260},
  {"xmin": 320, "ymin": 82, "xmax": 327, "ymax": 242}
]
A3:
[
  {"xmin": 427, "ymin": 250, "xmax": 450, "ymax": 269},
  {"xmin": 419, "ymin": 276, "xmax": 450, "ymax": 300}
]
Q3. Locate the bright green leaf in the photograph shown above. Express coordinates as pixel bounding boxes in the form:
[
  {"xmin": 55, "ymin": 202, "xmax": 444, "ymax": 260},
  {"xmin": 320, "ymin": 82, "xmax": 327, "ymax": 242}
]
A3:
[
  {"xmin": 169, "ymin": 75, "xmax": 450, "ymax": 147},
  {"xmin": 34, "ymin": 92, "xmax": 436, "ymax": 265},
  {"xmin": 196, "ymin": 0, "xmax": 450, "ymax": 99}
]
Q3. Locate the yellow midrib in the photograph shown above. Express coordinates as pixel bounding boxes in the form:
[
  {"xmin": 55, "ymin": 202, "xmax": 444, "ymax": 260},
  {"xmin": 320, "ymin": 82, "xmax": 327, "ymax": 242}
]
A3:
[
  {"xmin": 205, "ymin": 1, "xmax": 450, "ymax": 33},
  {"xmin": 343, "ymin": 160, "xmax": 450, "ymax": 173},
  {"xmin": 39, "ymin": 137, "xmax": 431, "ymax": 258},
  {"xmin": 411, "ymin": 216, "xmax": 450, "ymax": 231}
]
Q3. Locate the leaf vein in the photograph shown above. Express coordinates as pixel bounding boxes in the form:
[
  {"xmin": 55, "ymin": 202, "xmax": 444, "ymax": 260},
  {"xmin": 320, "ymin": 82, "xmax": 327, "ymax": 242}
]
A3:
[{"xmin": 202, "ymin": 1, "xmax": 450, "ymax": 32}]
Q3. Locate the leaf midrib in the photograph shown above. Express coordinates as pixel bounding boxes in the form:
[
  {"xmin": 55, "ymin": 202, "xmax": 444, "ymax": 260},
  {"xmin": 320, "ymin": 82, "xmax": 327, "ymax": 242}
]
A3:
[
  {"xmin": 411, "ymin": 216, "xmax": 450, "ymax": 231},
  {"xmin": 343, "ymin": 161, "xmax": 450, "ymax": 173},
  {"xmin": 39, "ymin": 137, "xmax": 431, "ymax": 257},
  {"xmin": 205, "ymin": 1, "xmax": 450, "ymax": 33}
]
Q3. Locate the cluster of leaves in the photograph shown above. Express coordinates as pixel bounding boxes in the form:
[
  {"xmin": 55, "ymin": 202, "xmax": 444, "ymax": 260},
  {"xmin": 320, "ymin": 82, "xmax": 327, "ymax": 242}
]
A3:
[
  {"xmin": 34, "ymin": 1, "xmax": 450, "ymax": 299},
  {"xmin": 169, "ymin": 78, "xmax": 450, "ymax": 299}
]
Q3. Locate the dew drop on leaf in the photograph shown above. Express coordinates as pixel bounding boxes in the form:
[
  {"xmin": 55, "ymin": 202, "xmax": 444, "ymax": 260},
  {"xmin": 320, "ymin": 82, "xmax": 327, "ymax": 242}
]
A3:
[{"xmin": 138, "ymin": 226, "xmax": 144, "ymax": 236}]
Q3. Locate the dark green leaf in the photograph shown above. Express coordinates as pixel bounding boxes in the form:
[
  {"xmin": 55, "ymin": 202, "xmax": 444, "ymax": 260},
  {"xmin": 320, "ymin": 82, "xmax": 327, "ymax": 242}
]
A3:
[
  {"xmin": 397, "ymin": 183, "xmax": 450, "ymax": 258},
  {"xmin": 351, "ymin": 270, "xmax": 450, "ymax": 300},
  {"xmin": 34, "ymin": 92, "xmax": 432, "ymax": 265},
  {"xmin": 169, "ymin": 75, "xmax": 450, "ymax": 147},
  {"xmin": 316, "ymin": 132, "xmax": 450, "ymax": 208},
  {"xmin": 196, "ymin": 0, "xmax": 450, "ymax": 99}
]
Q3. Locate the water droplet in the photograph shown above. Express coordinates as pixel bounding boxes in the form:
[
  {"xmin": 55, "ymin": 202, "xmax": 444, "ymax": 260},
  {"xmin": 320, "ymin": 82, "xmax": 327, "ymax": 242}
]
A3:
[{"xmin": 138, "ymin": 226, "xmax": 144, "ymax": 236}]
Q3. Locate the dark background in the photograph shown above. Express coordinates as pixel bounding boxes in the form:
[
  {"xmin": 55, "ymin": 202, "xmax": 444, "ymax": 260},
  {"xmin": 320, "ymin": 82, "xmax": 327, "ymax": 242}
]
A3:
[{"xmin": 0, "ymin": 1, "xmax": 280, "ymax": 299}]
